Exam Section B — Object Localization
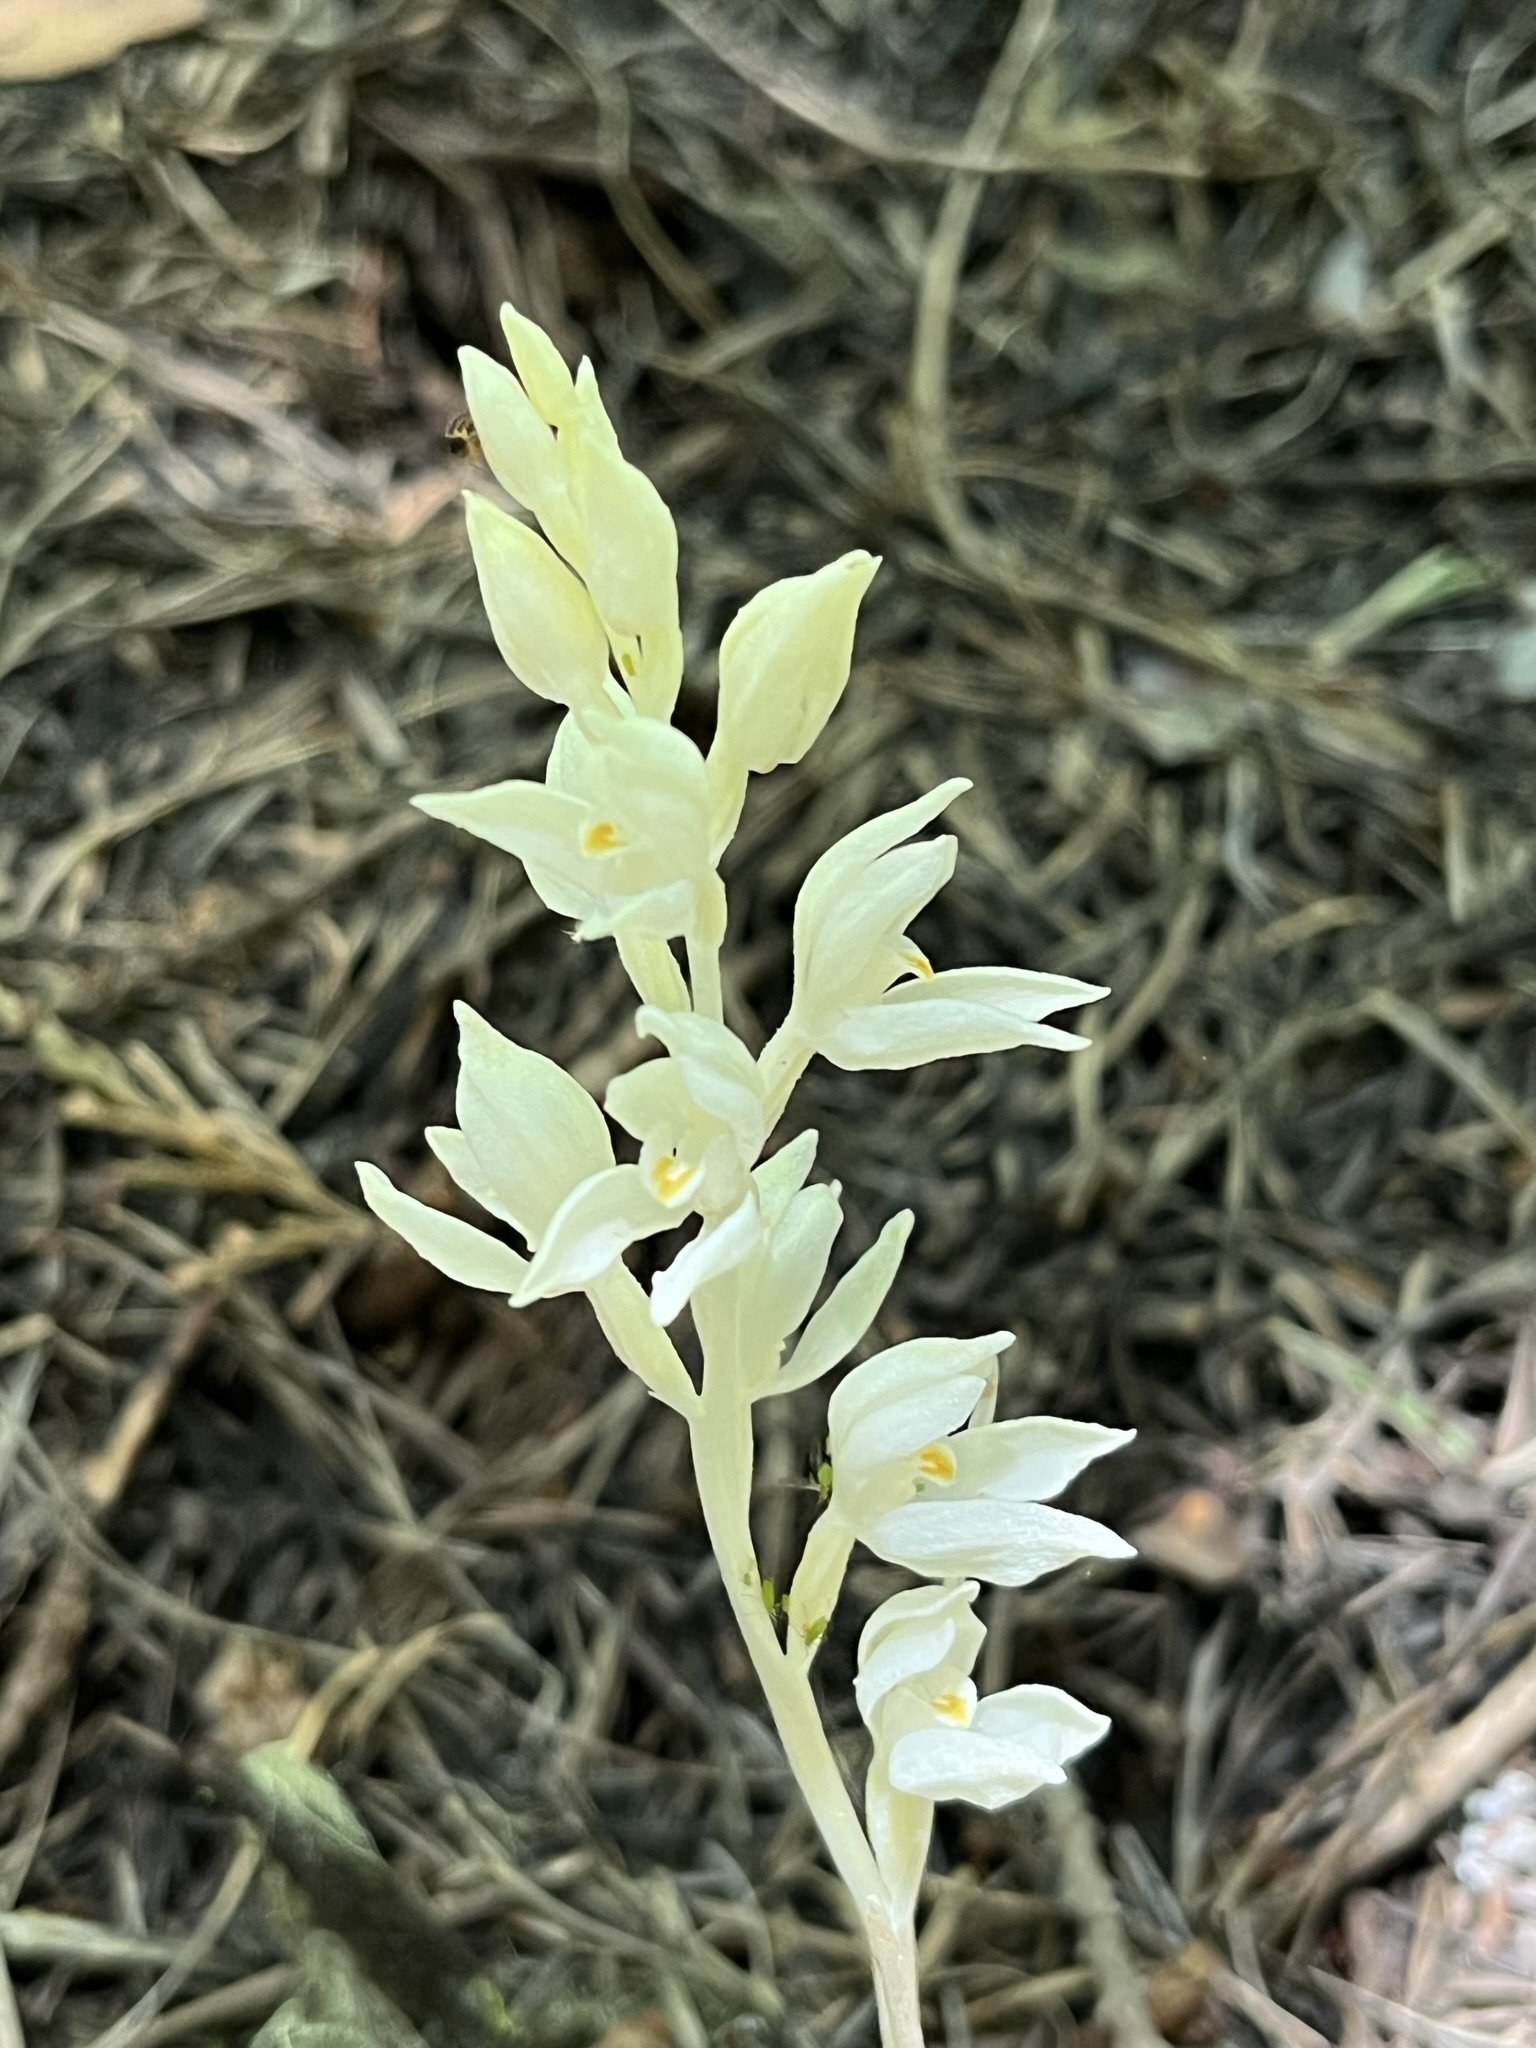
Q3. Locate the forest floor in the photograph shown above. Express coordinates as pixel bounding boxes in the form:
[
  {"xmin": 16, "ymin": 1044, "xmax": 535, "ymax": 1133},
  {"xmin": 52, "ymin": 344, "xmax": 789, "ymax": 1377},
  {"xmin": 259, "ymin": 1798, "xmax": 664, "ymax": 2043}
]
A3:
[{"xmin": 3, "ymin": 4, "xmax": 1536, "ymax": 2045}]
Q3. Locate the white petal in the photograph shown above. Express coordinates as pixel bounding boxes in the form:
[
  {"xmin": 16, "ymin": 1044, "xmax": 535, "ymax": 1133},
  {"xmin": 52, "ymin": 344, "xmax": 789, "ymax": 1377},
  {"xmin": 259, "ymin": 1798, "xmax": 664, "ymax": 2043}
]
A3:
[
  {"xmin": 464, "ymin": 494, "xmax": 613, "ymax": 715},
  {"xmin": 802, "ymin": 838, "xmax": 955, "ymax": 1008},
  {"xmin": 752, "ymin": 1129, "xmax": 820, "ymax": 1218},
  {"xmin": 604, "ymin": 1058, "xmax": 692, "ymax": 1147},
  {"xmin": 865, "ymin": 1498, "xmax": 1134, "ymax": 1586},
  {"xmin": 970, "ymin": 1685, "xmax": 1111, "ymax": 1769},
  {"xmin": 885, "ymin": 1724, "xmax": 1065, "ymax": 1811},
  {"xmin": 453, "ymin": 1004, "xmax": 614, "ymax": 1245},
  {"xmin": 714, "ymin": 550, "xmax": 879, "ymax": 776},
  {"xmin": 950, "ymin": 1419, "xmax": 1135, "ymax": 1505},
  {"xmin": 357, "ymin": 1163, "xmax": 528, "ymax": 1292},
  {"xmin": 827, "ymin": 1333, "xmax": 1012, "ymax": 1448},
  {"xmin": 755, "ymin": 1182, "xmax": 843, "ymax": 1346},
  {"xmin": 839, "ymin": 1376, "xmax": 988, "ymax": 1479},
  {"xmin": 649, "ymin": 1189, "xmax": 762, "ymax": 1327},
  {"xmin": 414, "ymin": 779, "xmax": 596, "ymax": 920},
  {"xmin": 855, "ymin": 1580, "xmax": 982, "ymax": 1724},
  {"xmin": 634, "ymin": 1007, "xmax": 764, "ymax": 1143},
  {"xmin": 793, "ymin": 779, "xmax": 970, "ymax": 968},
  {"xmin": 499, "ymin": 303, "xmax": 575, "ymax": 429},
  {"xmin": 901, "ymin": 967, "xmax": 1109, "ymax": 1023},
  {"xmin": 775, "ymin": 1209, "xmax": 913, "ymax": 1394},
  {"xmin": 821, "ymin": 1005, "xmax": 1088, "ymax": 1072},
  {"xmin": 424, "ymin": 1125, "xmax": 519, "ymax": 1231},
  {"xmin": 513, "ymin": 1164, "xmax": 673, "ymax": 1303}
]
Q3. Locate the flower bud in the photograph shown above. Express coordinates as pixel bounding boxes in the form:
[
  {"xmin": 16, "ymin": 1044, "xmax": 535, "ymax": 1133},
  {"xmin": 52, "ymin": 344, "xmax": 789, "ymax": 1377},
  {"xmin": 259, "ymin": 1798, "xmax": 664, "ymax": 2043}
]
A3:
[{"xmin": 715, "ymin": 551, "xmax": 880, "ymax": 777}]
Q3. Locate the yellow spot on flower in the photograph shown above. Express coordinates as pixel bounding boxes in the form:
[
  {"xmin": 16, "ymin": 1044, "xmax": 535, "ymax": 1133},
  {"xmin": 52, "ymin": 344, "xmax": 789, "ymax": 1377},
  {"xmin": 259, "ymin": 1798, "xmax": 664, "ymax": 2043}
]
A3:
[
  {"xmin": 649, "ymin": 1154, "xmax": 695, "ymax": 1203},
  {"xmin": 918, "ymin": 1443, "xmax": 957, "ymax": 1483},
  {"xmin": 932, "ymin": 1690, "xmax": 971, "ymax": 1724},
  {"xmin": 620, "ymin": 650, "xmax": 637, "ymax": 678},
  {"xmin": 582, "ymin": 819, "xmax": 627, "ymax": 857},
  {"xmin": 902, "ymin": 945, "xmax": 935, "ymax": 979}
]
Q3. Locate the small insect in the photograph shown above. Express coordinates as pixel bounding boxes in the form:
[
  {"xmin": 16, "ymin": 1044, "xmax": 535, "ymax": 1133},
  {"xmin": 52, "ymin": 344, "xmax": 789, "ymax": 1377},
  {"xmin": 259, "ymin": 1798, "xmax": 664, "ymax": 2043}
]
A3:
[{"xmin": 444, "ymin": 410, "xmax": 484, "ymax": 464}]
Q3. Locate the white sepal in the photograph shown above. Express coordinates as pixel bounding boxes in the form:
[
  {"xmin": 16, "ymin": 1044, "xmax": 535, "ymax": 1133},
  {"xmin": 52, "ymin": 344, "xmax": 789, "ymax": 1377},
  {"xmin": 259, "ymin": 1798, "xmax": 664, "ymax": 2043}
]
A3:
[
  {"xmin": 356, "ymin": 1164, "xmax": 528, "ymax": 1293},
  {"xmin": 820, "ymin": 966, "xmax": 1109, "ymax": 1072},
  {"xmin": 867, "ymin": 1497, "xmax": 1134, "ymax": 1586},
  {"xmin": 886, "ymin": 1685, "xmax": 1110, "ymax": 1810},
  {"xmin": 451, "ymin": 1002, "xmax": 613, "ymax": 1246},
  {"xmin": 512, "ymin": 1163, "xmax": 673, "ymax": 1303},
  {"xmin": 650, "ymin": 1187, "xmax": 762, "ymax": 1327},
  {"xmin": 775, "ymin": 1208, "xmax": 913, "ymax": 1394}
]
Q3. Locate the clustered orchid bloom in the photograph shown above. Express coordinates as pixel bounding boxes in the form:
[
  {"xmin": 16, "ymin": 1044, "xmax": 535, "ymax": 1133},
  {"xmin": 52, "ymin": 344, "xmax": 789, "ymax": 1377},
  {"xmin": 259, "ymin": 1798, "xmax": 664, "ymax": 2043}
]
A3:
[{"xmin": 359, "ymin": 306, "xmax": 1131, "ymax": 2047}]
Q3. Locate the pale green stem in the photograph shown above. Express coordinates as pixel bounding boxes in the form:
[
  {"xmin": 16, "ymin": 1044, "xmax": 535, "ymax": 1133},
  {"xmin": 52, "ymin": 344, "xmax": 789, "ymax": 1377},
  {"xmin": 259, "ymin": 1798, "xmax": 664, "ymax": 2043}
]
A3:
[
  {"xmin": 689, "ymin": 1378, "xmax": 887, "ymax": 1925},
  {"xmin": 686, "ymin": 933, "xmax": 724, "ymax": 1023},
  {"xmin": 871, "ymin": 1922, "xmax": 924, "ymax": 2048},
  {"xmin": 757, "ymin": 1018, "xmax": 812, "ymax": 1127}
]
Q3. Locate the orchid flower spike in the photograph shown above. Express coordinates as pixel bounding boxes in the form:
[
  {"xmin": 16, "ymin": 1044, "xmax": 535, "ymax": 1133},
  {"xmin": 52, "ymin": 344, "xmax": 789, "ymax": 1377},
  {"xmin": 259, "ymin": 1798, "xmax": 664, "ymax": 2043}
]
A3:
[{"xmin": 356, "ymin": 303, "xmax": 1131, "ymax": 2048}]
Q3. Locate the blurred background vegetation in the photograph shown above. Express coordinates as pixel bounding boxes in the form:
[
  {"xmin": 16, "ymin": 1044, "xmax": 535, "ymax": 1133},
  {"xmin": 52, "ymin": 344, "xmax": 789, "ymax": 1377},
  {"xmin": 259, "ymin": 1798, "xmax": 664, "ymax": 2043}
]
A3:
[{"xmin": 3, "ymin": 4, "xmax": 1535, "ymax": 2045}]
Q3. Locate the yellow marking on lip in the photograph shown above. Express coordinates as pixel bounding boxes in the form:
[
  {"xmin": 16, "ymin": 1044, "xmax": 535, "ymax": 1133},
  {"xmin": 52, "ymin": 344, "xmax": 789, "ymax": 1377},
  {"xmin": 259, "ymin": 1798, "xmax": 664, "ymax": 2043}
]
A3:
[
  {"xmin": 903, "ymin": 946, "xmax": 935, "ymax": 979},
  {"xmin": 932, "ymin": 1690, "xmax": 971, "ymax": 1724},
  {"xmin": 649, "ymin": 1154, "xmax": 695, "ymax": 1203},
  {"xmin": 918, "ymin": 1443, "xmax": 957, "ymax": 1483},
  {"xmin": 582, "ymin": 819, "xmax": 627, "ymax": 856}
]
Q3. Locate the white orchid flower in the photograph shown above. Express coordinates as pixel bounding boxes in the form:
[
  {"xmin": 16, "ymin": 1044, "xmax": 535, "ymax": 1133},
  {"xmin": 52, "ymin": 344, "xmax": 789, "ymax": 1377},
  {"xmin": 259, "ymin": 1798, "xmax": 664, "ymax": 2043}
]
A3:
[
  {"xmin": 509, "ymin": 1007, "xmax": 769, "ymax": 1324},
  {"xmin": 856, "ymin": 1581, "xmax": 1108, "ymax": 1909},
  {"xmin": 854, "ymin": 1579, "xmax": 985, "ymax": 1908},
  {"xmin": 688, "ymin": 1130, "xmax": 839, "ymax": 1375},
  {"xmin": 356, "ymin": 1003, "xmax": 691, "ymax": 1409},
  {"xmin": 707, "ymin": 550, "xmax": 880, "ymax": 842},
  {"xmin": 823, "ymin": 1335, "xmax": 1134, "ymax": 1585},
  {"xmin": 415, "ymin": 711, "xmax": 725, "ymax": 957},
  {"xmin": 780, "ymin": 778, "xmax": 1108, "ymax": 1073}
]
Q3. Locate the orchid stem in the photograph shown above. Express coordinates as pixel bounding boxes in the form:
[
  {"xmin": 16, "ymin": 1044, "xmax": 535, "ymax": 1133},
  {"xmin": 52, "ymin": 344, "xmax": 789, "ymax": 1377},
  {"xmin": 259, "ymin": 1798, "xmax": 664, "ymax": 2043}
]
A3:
[
  {"xmin": 686, "ymin": 934, "xmax": 724, "ymax": 1022},
  {"xmin": 689, "ymin": 1375, "xmax": 887, "ymax": 1925}
]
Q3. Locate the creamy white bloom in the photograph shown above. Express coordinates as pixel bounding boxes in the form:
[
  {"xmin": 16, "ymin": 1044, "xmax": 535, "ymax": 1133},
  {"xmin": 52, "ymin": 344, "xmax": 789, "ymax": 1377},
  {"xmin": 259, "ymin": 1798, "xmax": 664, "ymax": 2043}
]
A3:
[
  {"xmin": 356, "ymin": 1007, "xmax": 687, "ymax": 1411},
  {"xmin": 856, "ymin": 1581, "xmax": 1108, "ymax": 1911},
  {"xmin": 824, "ymin": 1336, "xmax": 1134, "ymax": 1584},
  {"xmin": 708, "ymin": 550, "xmax": 880, "ymax": 840},
  {"xmin": 855, "ymin": 1580, "xmax": 985, "ymax": 1910},
  {"xmin": 784, "ymin": 778, "xmax": 1108, "ymax": 1071},
  {"xmin": 414, "ymin": 712, "xmax": 725, "ymax": 951},
  {"xmin": 688, "ymin": 1130, "xmax": 841, "ymax": 1374},
  {"xmin": 511, "ymin": 1007, "xmax": 770, "ymax": 1321}
]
